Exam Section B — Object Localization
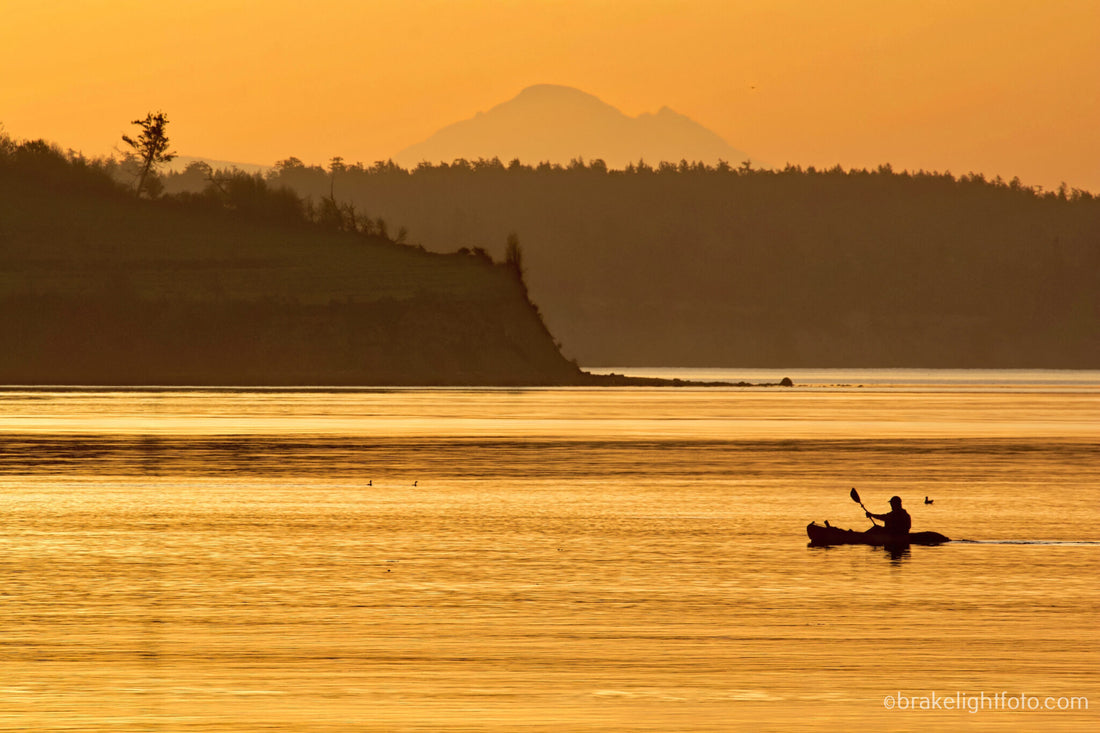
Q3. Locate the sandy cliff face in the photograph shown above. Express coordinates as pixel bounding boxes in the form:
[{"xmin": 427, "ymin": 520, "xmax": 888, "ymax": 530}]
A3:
[{"xmin": 0, "ymin": 289, "xmax": 582, "ymax": 386}]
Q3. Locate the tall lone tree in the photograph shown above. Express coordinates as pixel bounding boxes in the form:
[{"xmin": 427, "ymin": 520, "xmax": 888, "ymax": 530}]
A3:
[
  {"xmin": 122, "ymin": 111, "xmax": 176, "ymax": 197},
  {"xmin": 505, "ymin": 232, "xmax": 524, "ymax": 279},
  {"xmin": 504, "ymin": 232, "xmax": 531, "ymax": 298}
]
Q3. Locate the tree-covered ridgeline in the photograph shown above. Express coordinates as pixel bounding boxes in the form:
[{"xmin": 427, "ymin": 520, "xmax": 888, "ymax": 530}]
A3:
[
  {"xmin": 0, "ymin": 131, "xmax": 418, "ymax": 250},
  {"xmin": 218, "ymin": 155, "xmax": 1099, "ymax": 368},
  {"xmin": 240, "ymin": 153, "xmax": 1095, "ymax": 204}
]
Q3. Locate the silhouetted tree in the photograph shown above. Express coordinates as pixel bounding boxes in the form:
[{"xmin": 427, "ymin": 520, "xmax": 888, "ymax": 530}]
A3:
[
  {"xmin": 121, "ymin": 111, "xmax": 176, "ymax": 197},
  {"xmin": 505, "ymin": 233, "xmax": 524, "ymax": 279},
  {"xmin": 0, "ymin": 125, "xmax": 14, "ymax": 158},
  {"xmin": 328, "ymin": 156, "xmax": 345, "ymax": 197}
]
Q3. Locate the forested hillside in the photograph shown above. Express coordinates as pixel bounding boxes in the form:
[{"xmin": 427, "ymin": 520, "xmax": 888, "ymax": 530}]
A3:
[
  {"xmin": 224, "ymin": 158, "xmax": 1100, "ymax": 367},
  {"xmin": 0, "ymin": 138, "xmax": 583, "ymax": 385}
]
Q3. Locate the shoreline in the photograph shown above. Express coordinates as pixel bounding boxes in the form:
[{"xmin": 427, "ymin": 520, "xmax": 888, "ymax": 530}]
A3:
[{"xmin": 579, "ymin": 371, "xmax": 794, "ymax": 388}]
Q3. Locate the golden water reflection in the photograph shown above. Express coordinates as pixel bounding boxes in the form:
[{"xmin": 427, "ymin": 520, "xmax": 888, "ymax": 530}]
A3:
[{"xmin": 0, "ymin": 387, "xmax": 1097, "ymax": 731}]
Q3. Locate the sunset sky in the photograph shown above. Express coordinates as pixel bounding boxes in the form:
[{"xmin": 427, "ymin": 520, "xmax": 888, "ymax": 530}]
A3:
[{"xmin": 3, "ymin": 0, "xmax": 1098, "ymax": 191}]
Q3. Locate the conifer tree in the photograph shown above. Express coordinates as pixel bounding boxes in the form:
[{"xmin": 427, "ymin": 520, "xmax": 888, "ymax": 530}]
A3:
[{"xmin": 122, "ymin": 111, "xmax": 176, "ymax": 197}]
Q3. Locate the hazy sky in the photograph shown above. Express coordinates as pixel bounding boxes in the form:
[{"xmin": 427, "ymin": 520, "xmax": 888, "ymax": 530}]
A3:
[{"xmin": 3, "ymin": 0, "xmax": 1098, "ymax": 191}]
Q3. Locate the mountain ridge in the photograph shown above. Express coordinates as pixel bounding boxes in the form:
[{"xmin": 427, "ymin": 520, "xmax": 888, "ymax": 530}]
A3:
[{"xmin": 395, "ymin": 84, "xmax": 753, "ymax": 168}]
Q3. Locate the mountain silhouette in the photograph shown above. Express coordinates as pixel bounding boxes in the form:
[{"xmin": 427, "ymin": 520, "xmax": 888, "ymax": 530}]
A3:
[{"xmin": 395, "ymin": 84, "xmax": 753, "ymax": 168}]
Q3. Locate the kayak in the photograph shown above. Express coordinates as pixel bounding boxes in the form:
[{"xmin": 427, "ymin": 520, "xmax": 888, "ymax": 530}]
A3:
[
  {"xmin": 807, "ymin": 522, "xmax": 950, "ymax": 546},
  {"xmin": 807, "ymin": 521, "xmax": 950, "ymax": 547}
]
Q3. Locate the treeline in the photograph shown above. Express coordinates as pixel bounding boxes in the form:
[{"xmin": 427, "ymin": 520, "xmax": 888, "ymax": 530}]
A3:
[
  {"xmin": 0, "ymin": 135, "xmax": 124, "ymax": 194},
  {"xmin": 0, "ymin": 133, "xmax": 417, "ymax": 250},
  {"xmin": 167, "ymin": 153, "xmax": 1097, "ymax": 204}
]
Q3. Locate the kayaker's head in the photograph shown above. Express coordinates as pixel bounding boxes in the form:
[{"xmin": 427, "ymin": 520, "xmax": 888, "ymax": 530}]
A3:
[{"xmin": 889, "ymin": 496, "xmax": 903, "ymax": 508}]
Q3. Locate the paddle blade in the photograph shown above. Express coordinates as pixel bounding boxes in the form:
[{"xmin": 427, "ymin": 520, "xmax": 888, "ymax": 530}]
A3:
[{"xmin": 850, "ymin": 487, "xmax": 862, "ymax": 504}]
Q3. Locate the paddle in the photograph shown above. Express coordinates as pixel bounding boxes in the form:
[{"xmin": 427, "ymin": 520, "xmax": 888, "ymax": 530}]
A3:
[{"xmin": 850, "ymin": 487, "xmax": 879, "ymax": 526}]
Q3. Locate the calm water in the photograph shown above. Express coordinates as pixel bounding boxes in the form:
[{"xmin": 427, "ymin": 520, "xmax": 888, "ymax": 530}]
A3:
[{"xmin": 1, "ymin": 374, "xmax": 1098, "ymax": 731}]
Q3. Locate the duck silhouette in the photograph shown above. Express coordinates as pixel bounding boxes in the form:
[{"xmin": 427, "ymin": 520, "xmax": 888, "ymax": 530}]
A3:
[{"xmin": 924, "ymin": 496, "xmax": 934, "ymax": 505}]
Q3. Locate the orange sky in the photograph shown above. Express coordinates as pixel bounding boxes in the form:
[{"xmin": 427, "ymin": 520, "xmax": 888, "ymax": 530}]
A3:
[{"xmin": 2, "ymin": 0, "xmax": 1098, "ymax": 191}]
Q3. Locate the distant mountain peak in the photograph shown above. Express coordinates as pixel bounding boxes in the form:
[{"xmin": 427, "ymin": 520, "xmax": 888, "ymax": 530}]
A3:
[
  {"xmin": 395, "ymin": 86, "xmax": 752, "ymax": 168},
  {"xmin": 487, "ymin": 84, "xmax": 626, "ymax": 119},
  {"xmin": 514, "ymin": 83, "xmax": 600, "ymax": 100}
]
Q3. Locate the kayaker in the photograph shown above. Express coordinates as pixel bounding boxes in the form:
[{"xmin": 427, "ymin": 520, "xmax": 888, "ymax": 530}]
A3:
[{"xmin": 866, "ymin": 496, "xmax": 912, "ymax": 538}]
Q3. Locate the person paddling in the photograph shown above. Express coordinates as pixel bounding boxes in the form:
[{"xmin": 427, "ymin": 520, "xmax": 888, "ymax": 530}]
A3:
[{"xmin": 866, "ymin": 496, "xmax": 911, "ymax": 539}]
